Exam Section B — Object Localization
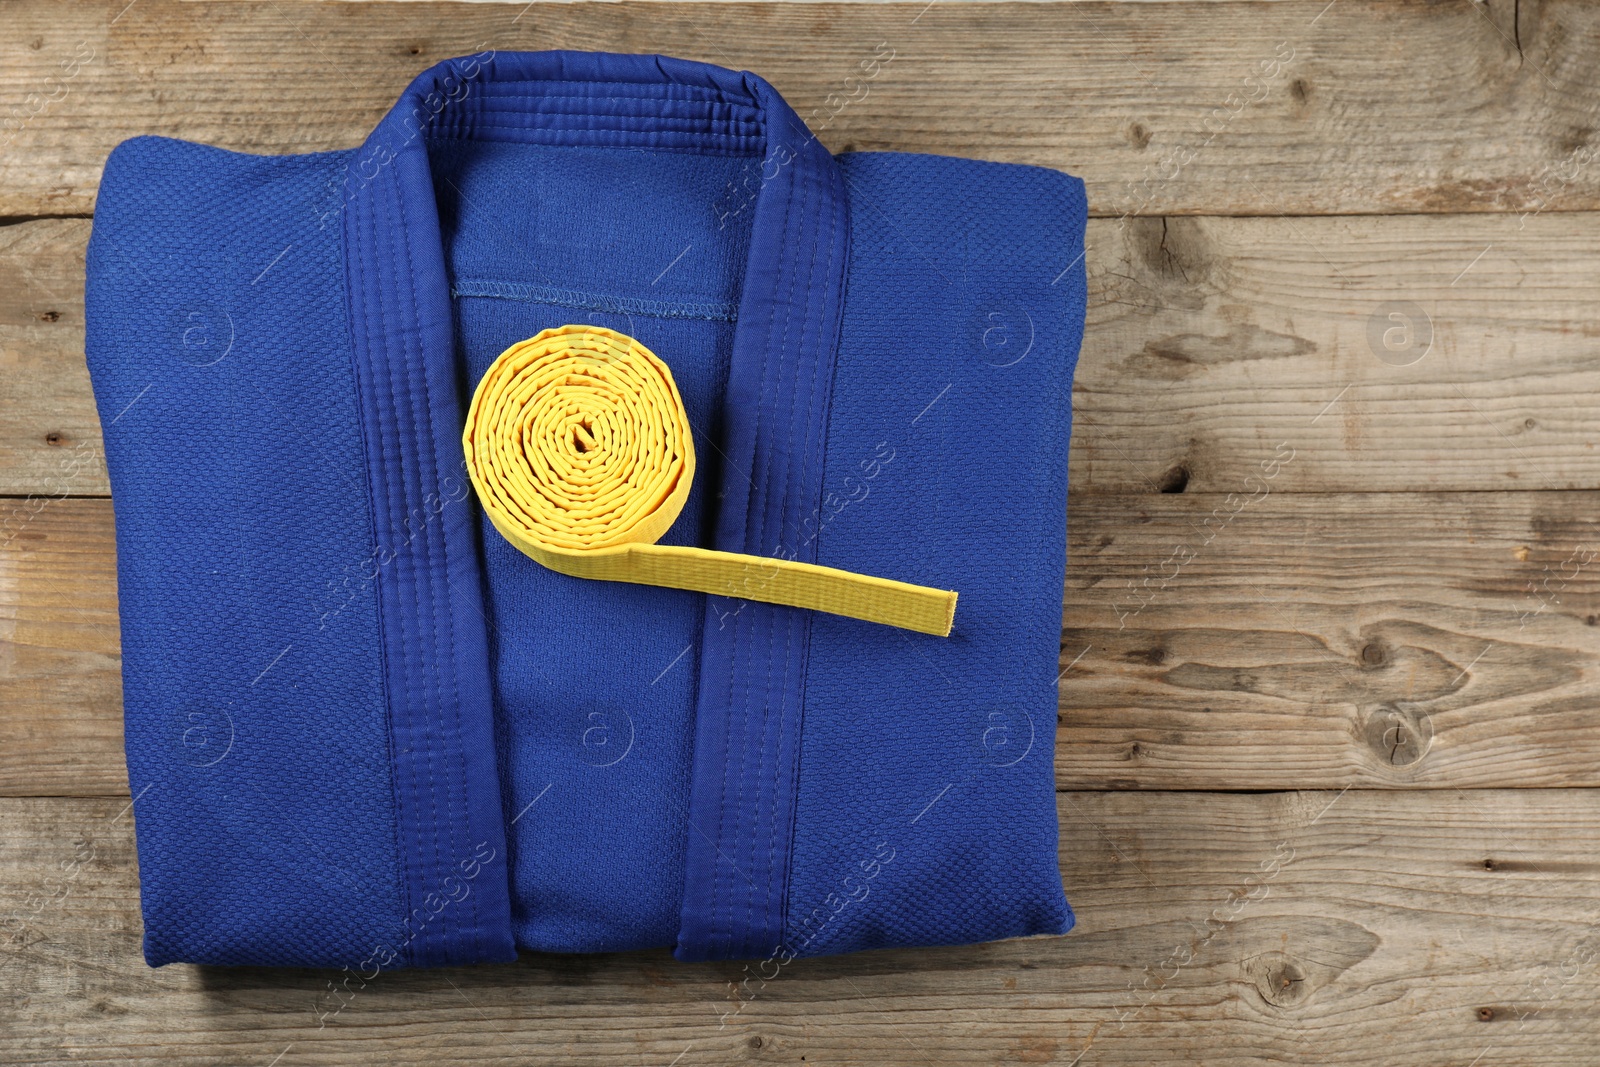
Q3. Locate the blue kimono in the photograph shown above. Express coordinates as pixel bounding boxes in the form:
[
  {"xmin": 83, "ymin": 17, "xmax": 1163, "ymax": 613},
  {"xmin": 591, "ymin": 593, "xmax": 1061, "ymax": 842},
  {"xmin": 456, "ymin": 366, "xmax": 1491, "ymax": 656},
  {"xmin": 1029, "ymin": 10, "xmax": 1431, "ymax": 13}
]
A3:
[{"xmin": 84, "ymin": 51, "xmax": 1087, "ymax": 968}]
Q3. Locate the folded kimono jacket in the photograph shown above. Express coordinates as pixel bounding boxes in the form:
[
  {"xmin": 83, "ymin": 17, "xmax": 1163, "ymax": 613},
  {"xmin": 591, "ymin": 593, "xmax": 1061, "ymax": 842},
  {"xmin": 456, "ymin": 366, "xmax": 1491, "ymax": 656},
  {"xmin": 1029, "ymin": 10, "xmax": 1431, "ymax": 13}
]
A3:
[{"xmin": 84, "ymin": 51, "xmax": 1088, "ymax": 968}]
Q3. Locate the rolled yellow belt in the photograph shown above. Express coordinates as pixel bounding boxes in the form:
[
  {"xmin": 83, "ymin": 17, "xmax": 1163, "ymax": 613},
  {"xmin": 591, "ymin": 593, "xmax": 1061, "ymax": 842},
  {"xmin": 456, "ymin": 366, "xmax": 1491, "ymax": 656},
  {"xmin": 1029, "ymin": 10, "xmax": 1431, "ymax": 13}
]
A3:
[{"xmin": 461, "ymin": 325, "xmax": 958, "ymax": 637}]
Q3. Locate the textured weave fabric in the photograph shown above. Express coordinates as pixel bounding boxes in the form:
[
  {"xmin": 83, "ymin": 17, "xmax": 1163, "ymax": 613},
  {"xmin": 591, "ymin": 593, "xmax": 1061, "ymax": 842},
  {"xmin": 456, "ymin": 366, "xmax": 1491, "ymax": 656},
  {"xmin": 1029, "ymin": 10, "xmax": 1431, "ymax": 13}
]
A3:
[
  {"xmin": 87, "ymin": 141, "xmax": 415, "ymax": 967},
  {"xmin": 790, "ymin": 151, "xmax": 1083, "ymax": 954},
  {"xmin": 84, "ymin": 50, "xmax": 1086, "ymax": 969}
]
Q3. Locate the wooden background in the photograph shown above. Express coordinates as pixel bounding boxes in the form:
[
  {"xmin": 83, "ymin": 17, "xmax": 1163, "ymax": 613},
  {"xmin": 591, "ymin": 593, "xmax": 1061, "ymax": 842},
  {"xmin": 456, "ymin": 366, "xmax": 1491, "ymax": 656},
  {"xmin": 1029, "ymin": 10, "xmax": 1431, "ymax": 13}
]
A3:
[{"xmin": 5, "ymin": 0, "xmax": 1600, "ymax": 1063}]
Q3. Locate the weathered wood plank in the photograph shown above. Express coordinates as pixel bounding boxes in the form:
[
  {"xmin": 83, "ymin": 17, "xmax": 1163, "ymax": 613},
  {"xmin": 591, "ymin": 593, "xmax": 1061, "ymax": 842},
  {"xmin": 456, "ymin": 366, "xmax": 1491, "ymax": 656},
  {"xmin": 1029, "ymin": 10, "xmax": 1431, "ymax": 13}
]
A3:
[
  {"xmin": 7, "ymin": 491, "xmax": 1600, "ymax": 796},
  {"xmin": 1078, "ymin": 210, "xmax": 1600, "ymax": 494},
  {"xmin": 3, "ymin": 790, "xmax": 1597, "ymax": 1065},
  {"xmin": 0, "ymin": 498, "xmax": 122, "ymax": 797},
  {"xmin": 10, "ymin": 208, "xmax": 1600, "ymax": 496},
  {"xmin": 0, "ymin": 219, "xmax": 98, "ymax": 501},
  {"xmin": 3, "ymin": 0, "xmax": 1600, "ymax": 217},
  {"xmin": 1058, "ymin": 491, "xmax": 1600, "ymax": 790}
]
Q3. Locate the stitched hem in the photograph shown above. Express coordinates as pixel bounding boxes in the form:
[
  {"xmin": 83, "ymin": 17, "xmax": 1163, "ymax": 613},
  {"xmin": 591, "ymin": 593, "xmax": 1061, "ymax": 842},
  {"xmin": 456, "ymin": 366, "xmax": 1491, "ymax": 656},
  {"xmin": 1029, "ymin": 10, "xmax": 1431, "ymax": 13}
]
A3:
[{"xmin": 451, "ymin": 278, "xmax": 739, "ymax": 323}]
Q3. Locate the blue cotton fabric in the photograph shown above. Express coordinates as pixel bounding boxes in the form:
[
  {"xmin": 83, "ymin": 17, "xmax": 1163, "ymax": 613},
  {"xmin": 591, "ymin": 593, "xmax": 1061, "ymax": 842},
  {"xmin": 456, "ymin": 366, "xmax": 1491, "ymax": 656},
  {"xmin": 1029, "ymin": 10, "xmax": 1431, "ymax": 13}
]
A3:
[
  {"xmin": 791, "ymin": 152, "xmax": 1083, "ymax": 954},
  {"xmin": 86, "ymin": 141, "xmax": 414, "ymax": 967},
  {"xmin": 84, "ymin": 51, "xmax": 1085, "ymax": 970}
]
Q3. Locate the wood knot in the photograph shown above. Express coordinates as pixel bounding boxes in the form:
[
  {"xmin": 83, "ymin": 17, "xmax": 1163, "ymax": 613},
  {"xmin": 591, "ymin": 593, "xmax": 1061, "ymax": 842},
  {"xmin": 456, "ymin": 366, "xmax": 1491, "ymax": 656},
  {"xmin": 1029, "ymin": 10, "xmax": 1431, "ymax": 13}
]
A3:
[
  {"xmin": 1478, "ymin": 1006, "xmax": 1496, "ymax": 1021},
  {"xmin": 1253, "ymin": 953, "xmax": 1309, "ymax": 1008},
  {"xmin": 38, "ymin": 310, "xmax": 60, "ymax": 323},
  {"xmin": 1157, "ymin": 465, "xmax": 1190, "ymax": 493},
  {"xmin": 1361, "ymin": 704, "xmax": 1432, "ymax": 771},
  {"xmin": 1483, "ymin": 858, "xmax": 1497, "ymax": 871},
  {"xmin": 1127, "ymin": 645, "xmax": 1166, "ymax": 666},
  {"xmin": 1359, "ymin": 641, "xmax": 1387, "ymax": 668},
  {"xmin": 44, "ymin": 431, "xmax": 64, "ymax": 447}
]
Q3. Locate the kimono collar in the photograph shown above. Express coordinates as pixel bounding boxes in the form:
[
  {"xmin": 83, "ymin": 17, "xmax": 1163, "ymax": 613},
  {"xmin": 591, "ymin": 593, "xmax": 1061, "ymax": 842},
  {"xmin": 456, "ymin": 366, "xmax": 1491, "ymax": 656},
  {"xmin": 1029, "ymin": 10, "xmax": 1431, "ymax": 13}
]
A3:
[{"xmin": 343, "ymin": 50, "xmax": 850, "ymax": 573}]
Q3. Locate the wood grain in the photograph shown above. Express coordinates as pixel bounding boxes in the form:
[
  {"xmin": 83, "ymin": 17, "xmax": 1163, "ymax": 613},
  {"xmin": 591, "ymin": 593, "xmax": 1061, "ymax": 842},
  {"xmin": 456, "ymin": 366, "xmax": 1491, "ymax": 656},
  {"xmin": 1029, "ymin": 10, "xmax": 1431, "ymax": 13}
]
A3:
[
  {"xmin": 4, "ymin": 1, "xmax": 1600, "ymax": 218},
  {"xmin": 11, "ymin": 208, "xmax": 1600, "ymax": 496},
  {"xmin": 1058, "ymin": 490, "xmax": 1600, "ymax": 791},
  {"xmin": 8, "ymin": 491, "xmax": 1600, "ymax": 796},
  {"xmin": 4, "ymin": 790, "xmax": 1598, "ymax": 1065},
  {"xmin": 0, "ymin": 219, "xmax": 97, "ymax": 501},
  {"xmin": 1078, "ymin": 210, "xmax": 1600, "ymax": 494},
  {"xmin": 0, "ymin": 498, "xmax": 122, "ymax": 797}
]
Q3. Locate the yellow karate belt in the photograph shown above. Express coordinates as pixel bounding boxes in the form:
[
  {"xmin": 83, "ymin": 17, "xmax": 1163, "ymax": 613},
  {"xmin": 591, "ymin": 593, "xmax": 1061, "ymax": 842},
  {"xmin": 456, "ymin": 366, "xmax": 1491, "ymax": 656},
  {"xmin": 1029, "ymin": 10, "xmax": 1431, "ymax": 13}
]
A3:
[{"xmin": 462, "ymin": 325, "xmax": 958, "ymax": 636}]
